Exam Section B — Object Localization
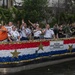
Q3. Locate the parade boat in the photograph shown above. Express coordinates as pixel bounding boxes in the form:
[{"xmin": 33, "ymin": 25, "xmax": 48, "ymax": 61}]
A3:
[{"xmin": 0, "ymin": 38, "xmax": 75, "ymax": 73}]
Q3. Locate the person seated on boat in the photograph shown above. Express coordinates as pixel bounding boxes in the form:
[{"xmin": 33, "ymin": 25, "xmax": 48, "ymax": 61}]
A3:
[
  {"xmin": 33, "ymin": 24, "xmax": 42, "ymax": 40},
  {"xmin": 27, "ymin": 26, "xmax": 32, "ymax": 40},
  {"xmin": 57, "ymin": 25, "xmax": 66, "ymax": 38},
  {"xmin": 28, "ymin": 20, "xmax": 39, "ymax": 30},
  {"xmin": 0, "ymin": 24, "xmax": 8, "ymax": 42},
  {"xmin": 16, "ymin": 21, "xmax": 21, "ymax": 32},
  {"xmin": 62, "ymin": 23, "xmax": 71, "ymax": 38},
  {"xmin": 5, "ymin": 22, "xmax": 14, "ymax": 32},
  {"xmin": 70, "ymin": 23, "xmax": 75, "ymax": 37},
  {"xmin": 20, "ymin": 22, "xmax": 31, "ymax": 41},
  {"xmin": 5, "ymin": 22, "xmax": 14, "ymax": 37},
  {"xmin": 53, "ymin": 24, "xmax": 59, "ymax": 38},
  {"xmin": 28, "ymin": 20, "xmax": 40, "ymax": 38},
  {"xmin": 8, "ymin": 26, "xmax": 20, "ymax": 42},
  {"xmin": 43, "ymin": 24, "xmax": 55, "ymax": 39}
]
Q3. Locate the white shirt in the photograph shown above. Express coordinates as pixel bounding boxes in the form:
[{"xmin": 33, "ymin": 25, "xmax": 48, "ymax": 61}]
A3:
[
  {"xmin": 21, "ymin": 27, "xmax": 31, "ymax": 38},
  {"xmin": 34, "ymin": 30, "xmax": 42, "ymax": 37},
  {"xmin": 10, "ymin": 30, "xmax": 20, "ymax": 41},
  {"xmin": 5, "ymin": 25, "xmax": 14, "ymax": 37},
  {"xmin": 44, "ymin": 29, "xmax": 54, "ymax": 38},
  {"xmin": 5, "ymin": 25, "xmax": 13, "ymax": 32},
  {"xmin": 27, "ymin": 28, "xmax": 31, "ymax": 35}
]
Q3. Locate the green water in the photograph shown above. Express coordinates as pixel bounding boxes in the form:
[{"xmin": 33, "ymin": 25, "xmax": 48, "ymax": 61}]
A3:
[{"xmin": 2, "ymin": 60, "xmax": 75, "ymax": 75}]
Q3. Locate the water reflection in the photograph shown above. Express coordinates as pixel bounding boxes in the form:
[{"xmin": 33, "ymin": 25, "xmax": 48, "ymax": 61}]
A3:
[{"xmin": 2, "ymin": 60, "xmax": 75, "ymax": 75}]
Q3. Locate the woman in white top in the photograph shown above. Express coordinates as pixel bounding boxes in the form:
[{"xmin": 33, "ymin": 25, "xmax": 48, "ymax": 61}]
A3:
[
  {"xmin": 43, "ymin": 24, "xmax": 55, "ymax": 39},
  {"xmin": 33, "ymin": 25, "xmax": 42, "ymax": 39},
  {"xmin": 8, "ymin": 26, "xmax": 20, "ymax": 42}
]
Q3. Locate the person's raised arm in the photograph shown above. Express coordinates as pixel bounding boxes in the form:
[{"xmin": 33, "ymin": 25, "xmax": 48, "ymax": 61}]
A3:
[
  {"xmin": 28, "ymin": 20, "xmax": 35, "ymax": 27},
  {"xmin": 42, "ymin": 28, "xmax": 47, "ymax": 34}
]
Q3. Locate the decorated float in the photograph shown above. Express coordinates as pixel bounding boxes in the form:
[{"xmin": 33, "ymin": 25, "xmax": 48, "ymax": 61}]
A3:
[{"xmin": 0, "ymin": 38, "xmax": 75, "ymax": 73}]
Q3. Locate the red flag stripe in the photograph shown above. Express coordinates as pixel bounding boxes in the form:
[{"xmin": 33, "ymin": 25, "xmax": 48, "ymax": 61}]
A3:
[
  {"xmin": 64, "ymin": 39, "xmax": 75, "ymax": 44},
  {"xmin": 0, "ymin": 39, "xmax": 75, "ymax": 50},
  {"xmin": 0, "ymin": 41, "xmax": 50, "ymax": 50}
]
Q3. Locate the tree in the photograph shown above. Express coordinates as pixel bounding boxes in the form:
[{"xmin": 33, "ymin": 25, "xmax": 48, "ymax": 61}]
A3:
[
  {"xmin": 22, "ymin": 0, "xmax": 48, "ymax": 23},
  {"xmin": 65, "ymin": 0, "xmax": 75, "ymax": 13},
  {"xmin": 7, "ymin": 0, "xmax": 13, "ymax": 8},
  {"xmin": 0, "ymin": 7, "xmax": 22, "ymax": 24}
]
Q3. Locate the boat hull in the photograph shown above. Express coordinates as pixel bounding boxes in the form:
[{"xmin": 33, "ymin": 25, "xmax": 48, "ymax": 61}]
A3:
[
  {"xmin": 0, "ymin": 38, "xmax": 75, "ymax": 73},
  {"xmin": 0, "ymin": 54, "xmax": 75, "ymax": 74}
]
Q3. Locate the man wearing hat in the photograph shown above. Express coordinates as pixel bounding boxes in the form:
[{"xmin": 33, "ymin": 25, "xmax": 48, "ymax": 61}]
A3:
[{"xmin": 0, "ymin": 24, "xmax": 8, "ymax": 42}]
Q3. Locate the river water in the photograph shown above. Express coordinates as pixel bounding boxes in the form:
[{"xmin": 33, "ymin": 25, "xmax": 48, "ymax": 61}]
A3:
[{"xmin": 1, "ymin": 60, "xmax": 75, "ymax": 75}]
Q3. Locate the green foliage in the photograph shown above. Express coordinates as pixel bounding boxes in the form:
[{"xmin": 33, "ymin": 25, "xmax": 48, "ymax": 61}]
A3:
[
  {"xmin": 0, "ymin": 7, "xmax": 22, "ymax": 24},
  {"xmin": 0, "ymin": 0, "xmax": 75, "ymax": 26},
  {"xmin": 22, "ymin": 0, "xmax": 48, "ymax": 23},
  {"xmin": 52, "ymin": 12, "xmax": 75, "ymax": 24}
]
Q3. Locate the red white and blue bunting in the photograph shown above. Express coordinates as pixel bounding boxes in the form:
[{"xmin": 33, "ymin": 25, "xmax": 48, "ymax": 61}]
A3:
[{"xmin": 0, "ymin": 38, "xmax": 75, "ymax": 63}]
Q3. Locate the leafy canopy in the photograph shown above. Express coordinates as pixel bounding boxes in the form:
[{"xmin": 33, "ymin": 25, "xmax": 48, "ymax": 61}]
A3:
[{"xmin": 22, "ymin": 0, "xmax": 48, "ymax": 23}]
